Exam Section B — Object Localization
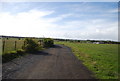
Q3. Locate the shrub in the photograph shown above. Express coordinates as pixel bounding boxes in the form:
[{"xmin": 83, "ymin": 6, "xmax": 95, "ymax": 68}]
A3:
[
  {"xmin": 22, "ymin": 38, "xmax": 41, "ymax": 53},
  {"xmin": 43, "ymin": 38, "xmax": 54, "ymax": 47}
]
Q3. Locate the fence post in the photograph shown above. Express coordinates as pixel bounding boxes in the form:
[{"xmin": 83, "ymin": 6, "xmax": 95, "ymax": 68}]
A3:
[
  {"xmin": 40, "ymin": 40, "xmax": 42, "ymax": 45},
  {"xmin": 24, "ymin": 41, "xmax": 25, "ymax": 47},
  {"xmin": 2, "ymin": 40, "xmax": 5, "ymax": 54},
  {"xmin": 15, "ymin": 41, "xmax": 17, "ymax": 50}
]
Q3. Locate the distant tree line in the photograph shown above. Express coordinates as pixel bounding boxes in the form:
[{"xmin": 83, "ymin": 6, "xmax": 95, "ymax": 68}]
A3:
[
  {"xmin": 1, "ymin": 35, "xmax": 120, "ymax": 44},
  {"xmin": 54, "ymin": 39, "xmax": 120, "ymax": 44}
]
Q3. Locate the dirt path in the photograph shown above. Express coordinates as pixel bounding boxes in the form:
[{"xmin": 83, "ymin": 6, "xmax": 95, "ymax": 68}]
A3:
[{"xmin": 2, "ymin": 44, "xmax": 95, "ymax": 79}]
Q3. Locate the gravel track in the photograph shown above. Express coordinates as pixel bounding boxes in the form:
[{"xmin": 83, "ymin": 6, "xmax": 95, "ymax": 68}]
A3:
[{"xmin": 2, "ymin": 44, "xmax": 95, "ymax": 79}]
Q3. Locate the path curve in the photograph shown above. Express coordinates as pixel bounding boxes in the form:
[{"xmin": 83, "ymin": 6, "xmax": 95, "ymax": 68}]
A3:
[{"xmin": 3, "ymin": 44, "xmax": 95, "ymax": 79}]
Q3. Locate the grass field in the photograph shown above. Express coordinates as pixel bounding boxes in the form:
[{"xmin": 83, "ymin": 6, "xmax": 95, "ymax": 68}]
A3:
[{"xmin": 55, "ymin": 41, "xmax": 118, "ymax": 79}]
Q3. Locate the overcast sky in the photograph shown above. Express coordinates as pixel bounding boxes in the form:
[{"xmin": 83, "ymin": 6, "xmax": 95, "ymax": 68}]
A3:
[{"xmin": 0, "ymin": 2, "xmax": 118, "ymax": 41}]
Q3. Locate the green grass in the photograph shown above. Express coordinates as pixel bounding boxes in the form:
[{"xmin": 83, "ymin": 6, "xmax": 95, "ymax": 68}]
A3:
[
  {"xmin": 2, "ymin": 38, "xmax": 25, "ymax": 54},
  {"xmin": 2, "ymin": 37, "xmax": 43, "ymax": 63},
  {"xmin": 55, "ymin": 41, "xmax": 118, "ymax": 79},
  {"xmin": 2, "ymin": 38, "xmax": 43, "ymax": 54},
  {"xmin": 2, "ymin": 49, "xmax": 26, "ymax": 63}
]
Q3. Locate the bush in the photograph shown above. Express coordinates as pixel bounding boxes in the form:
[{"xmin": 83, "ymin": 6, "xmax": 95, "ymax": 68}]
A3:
[
  {"xmin": 22, "ymin": 38, "xmax": 41, "ymax": 53},
  {"xmin": 43, "ymin": 38, "xmax": 54, "ymax": 47}
]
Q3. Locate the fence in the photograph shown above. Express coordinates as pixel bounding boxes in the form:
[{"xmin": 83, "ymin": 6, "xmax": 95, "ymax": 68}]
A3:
[
  {"xmin": 2, "ymin": 38, "xmax": 25, "ymax": 54},
  {"xmin": 2, "ymin": 38, "xmax": 43, "ymax": 54}
]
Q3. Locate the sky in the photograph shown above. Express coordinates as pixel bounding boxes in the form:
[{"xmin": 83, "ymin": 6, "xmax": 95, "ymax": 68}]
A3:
[{"xmin": 0, "ymin": 2, "xmax": 118, "ymax": 41}]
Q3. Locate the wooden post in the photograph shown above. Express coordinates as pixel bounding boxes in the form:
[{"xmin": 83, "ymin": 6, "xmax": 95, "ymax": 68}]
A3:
[
  {"xmin": 15, "ymin": 41, "xmax": 17, "ymax": 50},
  {"xmin": 2, "ymin": 40, "xmax": 5, "ymax": 54},
  {"xmin": 24, "ymin": 41, "xmax": 25, "ymax": 47},
  {"xmin": 40, "ymin": 40, "xmax": 41, "ymax": 45},
  {"xmin": 22, "ymin": 41, "xmax": 25, "ymax": 49}
]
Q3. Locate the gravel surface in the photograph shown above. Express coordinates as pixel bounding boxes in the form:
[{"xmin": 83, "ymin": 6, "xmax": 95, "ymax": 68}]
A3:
[{"xmin": 2, "ymin": 44, "xmax": 95, "ymax": 79}]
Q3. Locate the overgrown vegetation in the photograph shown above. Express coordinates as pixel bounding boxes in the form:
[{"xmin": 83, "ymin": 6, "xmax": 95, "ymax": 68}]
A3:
[
  {"xmin": 43, "ymin": 38, "xmax": 54, "ymax": 47},
  {"xmin": 22, "ymin": 38, "xmax": 42, "ymax": 53},
  {"xmin": 2, "ymin": 49, "xmax": 25, "ymax": 63},
  {"xmin": 2, "ymin": 37, "xmax": 54, "ymax": 63},
  {"xmin": 55, "ymin": 41, "xmax": 118, "ymax": 79}
]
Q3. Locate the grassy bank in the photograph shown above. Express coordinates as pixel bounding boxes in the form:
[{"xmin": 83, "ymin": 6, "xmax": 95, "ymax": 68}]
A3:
[
  {"xmin": 2, "ymin": 49, "xmax": 26, "ymax": 63},
  {"xmin": 55, "ymin": 41, "xmax": 118, "ymax": 79}
]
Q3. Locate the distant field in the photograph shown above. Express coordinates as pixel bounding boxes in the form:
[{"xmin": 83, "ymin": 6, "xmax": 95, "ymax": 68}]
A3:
[{"xmin": 55, "ymin": 41, "xmax": 118, "ymax": 79}]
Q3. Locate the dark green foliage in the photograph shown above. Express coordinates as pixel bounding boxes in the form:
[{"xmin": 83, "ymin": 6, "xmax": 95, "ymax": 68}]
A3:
[
  {"xmin": 22, "ymin": 38, "xmax": 41, "ymax": 53},
  {"xmin": 43, "ymin": 38, "xmax": 54, "ymax": 47},
  {"xmin": 17, "ymin": 49, "xmax": 25, "ymax": 56}
]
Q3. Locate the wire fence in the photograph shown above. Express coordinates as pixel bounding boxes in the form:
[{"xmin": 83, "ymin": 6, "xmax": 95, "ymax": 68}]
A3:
[
  {"xmin": 2, "ymin": 37, "xmax": 44, "ymax": 54},
  {"xmin": 2, "ymin": 38, "xmax": 25, "ymax": 54}
]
